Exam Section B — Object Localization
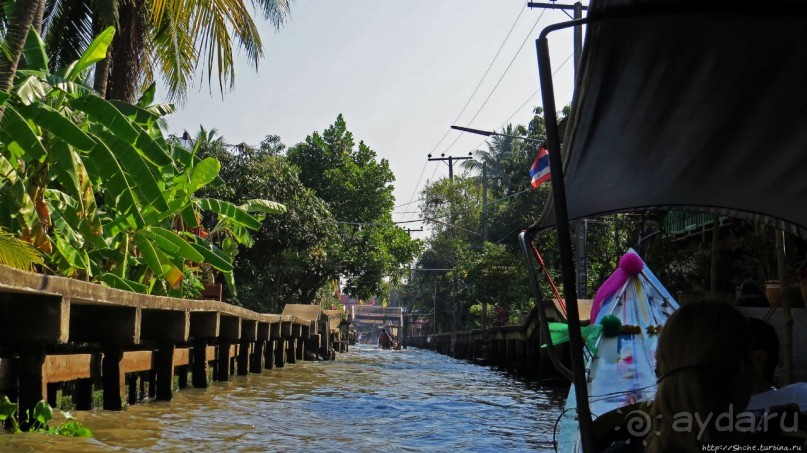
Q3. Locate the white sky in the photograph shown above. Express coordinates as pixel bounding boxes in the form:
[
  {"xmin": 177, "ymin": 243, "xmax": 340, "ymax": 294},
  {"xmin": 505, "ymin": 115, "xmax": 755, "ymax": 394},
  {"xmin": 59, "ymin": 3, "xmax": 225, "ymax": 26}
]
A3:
[{"xmin": 162, "ymin": 0, "xmax": 585, "ymax": 239}]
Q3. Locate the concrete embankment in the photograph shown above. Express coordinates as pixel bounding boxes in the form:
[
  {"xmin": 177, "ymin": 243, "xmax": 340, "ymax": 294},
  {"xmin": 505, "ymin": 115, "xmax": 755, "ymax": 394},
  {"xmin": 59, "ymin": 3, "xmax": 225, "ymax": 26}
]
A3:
[{"xmin": 0, "ymin": 265, "xmax": 348, "ymax": 416}]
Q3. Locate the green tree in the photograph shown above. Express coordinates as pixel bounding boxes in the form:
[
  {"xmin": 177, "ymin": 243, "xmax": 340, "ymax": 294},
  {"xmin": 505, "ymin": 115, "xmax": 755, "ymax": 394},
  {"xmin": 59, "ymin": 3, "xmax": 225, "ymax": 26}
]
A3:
[
  {"xmin": 196, "ymin": 132, "xmax": 340, "ymax": 311},
  {"xmin": 287, "ymin": 115, "xmax": 421, "ymax": 301}
]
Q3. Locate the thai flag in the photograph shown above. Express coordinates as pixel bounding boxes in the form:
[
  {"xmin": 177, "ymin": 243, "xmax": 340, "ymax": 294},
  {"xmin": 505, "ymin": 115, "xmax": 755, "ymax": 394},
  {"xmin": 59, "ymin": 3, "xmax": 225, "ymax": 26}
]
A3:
[{"xmin": 529, "ymin": 146, "xmax": 551, "ymax": 189}]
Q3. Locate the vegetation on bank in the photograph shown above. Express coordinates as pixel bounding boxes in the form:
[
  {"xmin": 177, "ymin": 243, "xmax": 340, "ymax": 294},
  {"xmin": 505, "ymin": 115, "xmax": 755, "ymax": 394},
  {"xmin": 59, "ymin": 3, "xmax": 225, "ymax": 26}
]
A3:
[
  {"xmin": 1, "ymin": 396, "xmax": 92, "ymax": 437},
  {"xmin": 191, "ymin": 115, "xmax": 422, "ymax": 312}
]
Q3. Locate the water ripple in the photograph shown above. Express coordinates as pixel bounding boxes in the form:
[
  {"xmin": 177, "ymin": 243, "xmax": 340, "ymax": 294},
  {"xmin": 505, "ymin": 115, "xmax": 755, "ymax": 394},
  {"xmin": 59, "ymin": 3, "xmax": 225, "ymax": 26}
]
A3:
[{"xmin": 2, "ymin": 344, "xmax": 564, "ymax": 452}]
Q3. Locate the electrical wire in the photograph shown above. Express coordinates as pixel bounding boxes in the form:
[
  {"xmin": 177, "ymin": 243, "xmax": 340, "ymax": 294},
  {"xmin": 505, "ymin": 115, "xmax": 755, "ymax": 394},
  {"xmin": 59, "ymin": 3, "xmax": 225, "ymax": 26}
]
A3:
[
  {"xmin": 427, "ymin": 3, "xmax": 528, "ymax": 157},
  {"xmin": 458, "ymin": 9, "xmax": 548, "ymax": 133}
]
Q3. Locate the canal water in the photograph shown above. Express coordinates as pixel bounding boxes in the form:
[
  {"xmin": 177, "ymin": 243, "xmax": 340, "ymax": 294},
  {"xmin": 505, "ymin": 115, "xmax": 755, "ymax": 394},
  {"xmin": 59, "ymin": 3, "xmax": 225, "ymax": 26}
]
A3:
[{"xmin": 1, "ymin": 345, "xmax": 567, "ymax": 452}]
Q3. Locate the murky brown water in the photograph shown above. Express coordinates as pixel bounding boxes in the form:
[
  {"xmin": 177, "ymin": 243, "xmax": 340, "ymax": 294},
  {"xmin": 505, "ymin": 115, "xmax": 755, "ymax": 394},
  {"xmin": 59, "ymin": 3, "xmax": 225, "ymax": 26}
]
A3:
[{"xmin": 1, "ymin": 344, "xmax": 566, "ymax": 452}]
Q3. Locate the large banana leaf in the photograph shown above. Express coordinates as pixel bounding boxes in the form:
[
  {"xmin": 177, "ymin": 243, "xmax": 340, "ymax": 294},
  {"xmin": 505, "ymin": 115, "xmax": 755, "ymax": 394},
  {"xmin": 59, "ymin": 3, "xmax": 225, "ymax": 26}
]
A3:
[
  {"xmin": 189, "ymin": 239, "xmax": 233, "ymax": 273},
  {"xmin": 188, "ymin": 157, "xmax": 220, "ymax": 193},
  {"xmin": 85, "ymin": 142, "xmax": 144, "ymax": 228},
  {"xmin": 69, "ymin": 95, "xmax": 172, "ymax": 167},
  {"xmin": 141, "ymin": 227, "xmax": 205, "ymax": 263},
  {"xmin": 197, "ymin": 198, "xmax": 261, "ymax": 230},
  {"xmin": 241, "ymin": 198, "xmax": 286, "ymax": 214},
  {"xmin": 22, "ymin": 26, "xmax": 48, "ymax": 72},
  {"xmin": 0, "ymin": 104, "xmax": 47, "ymax": 163},
  {"xmin": 14, "ymin": 76, "xmax": 49, "ymax": 105},
  {"xmin": 93, "ymin": 129, "xmax": 169, "ymax": 212},
  {"xmin": 65, "ymin": 27, "xmax": 115, "ymax": 82},
  {"xmin": 133, "ymin": 234, "xmax": 183, "ymax": 288},
  {"xmin": 98, "ymin": 273, "xmax": 148, "ymax": 293},
  {"xmin": 19, "ymin": 102, "xmax": 96, "ymax": 151}
]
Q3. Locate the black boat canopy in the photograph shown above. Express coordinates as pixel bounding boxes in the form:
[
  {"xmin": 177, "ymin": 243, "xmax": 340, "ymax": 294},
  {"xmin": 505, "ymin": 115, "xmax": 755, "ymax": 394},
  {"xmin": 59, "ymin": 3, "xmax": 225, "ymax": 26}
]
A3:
[{"xmin": 535, "ymin": 0, "xmax": 807, "ymax": 237}]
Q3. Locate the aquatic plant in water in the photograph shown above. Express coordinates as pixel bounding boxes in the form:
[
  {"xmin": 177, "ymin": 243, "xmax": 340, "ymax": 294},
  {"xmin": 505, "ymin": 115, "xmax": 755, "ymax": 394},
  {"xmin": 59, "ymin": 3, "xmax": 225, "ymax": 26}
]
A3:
[{"xmin": 0, "ymin": 396, "xmax": 92, "ymax": 437}]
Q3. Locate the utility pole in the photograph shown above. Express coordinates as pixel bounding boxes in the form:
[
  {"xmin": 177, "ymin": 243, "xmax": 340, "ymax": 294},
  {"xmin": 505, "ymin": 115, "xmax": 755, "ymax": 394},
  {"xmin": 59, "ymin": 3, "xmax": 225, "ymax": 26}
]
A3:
[
  {"xmin": 404, "ymin": 227, "xmax": 423, "ymax": 236},
  {"xmin": 481, "ymin": 162, "xmax": 489, "ymax": 329},
  {"xmin": 427, "ymin": 152, "xmax": 473, "ymax": 181},
  {"xmin": 404, "ymin": 227, "xmax": 422, "ymax": 285}
]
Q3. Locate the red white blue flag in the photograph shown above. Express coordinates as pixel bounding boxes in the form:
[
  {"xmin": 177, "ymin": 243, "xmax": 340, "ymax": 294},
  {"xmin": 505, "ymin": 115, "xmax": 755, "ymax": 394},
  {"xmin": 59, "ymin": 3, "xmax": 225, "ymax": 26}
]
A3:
[{"xmin": 529, "ymin": 146, "xmax": 551, "ymax": 189}]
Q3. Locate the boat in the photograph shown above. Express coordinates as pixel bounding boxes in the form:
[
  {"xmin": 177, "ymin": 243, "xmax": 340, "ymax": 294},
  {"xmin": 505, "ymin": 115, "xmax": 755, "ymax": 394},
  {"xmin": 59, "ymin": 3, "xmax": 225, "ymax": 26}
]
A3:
[
  {"xmin": 379, "ymin": 324, "xmax": 402, "ymax": 350},
  {"xmin": 553, "ymin": 249, "xmax": 679, "ymax": 450},
  {"xmin": 518, "ymin": 1, "xmax": 807, "ymax": 451}
]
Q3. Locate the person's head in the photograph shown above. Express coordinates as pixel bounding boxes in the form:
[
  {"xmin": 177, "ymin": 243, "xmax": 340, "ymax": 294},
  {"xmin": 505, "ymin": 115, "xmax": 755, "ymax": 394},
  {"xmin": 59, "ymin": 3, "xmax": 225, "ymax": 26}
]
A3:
[
  {"xmin": 747, "ymin": 317, "xmax": 779, "ymax": 393},
  {"xmin": 648, "ymin": 300, "xmax": 754, "ymax": 452}
]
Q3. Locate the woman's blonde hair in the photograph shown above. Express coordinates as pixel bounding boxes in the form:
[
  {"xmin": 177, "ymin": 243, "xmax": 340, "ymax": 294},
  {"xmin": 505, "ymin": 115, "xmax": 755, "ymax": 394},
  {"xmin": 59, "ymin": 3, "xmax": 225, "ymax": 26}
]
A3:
[{"xmin": 647, "ymin": 300, "xmax": 753, "ymax": 452}]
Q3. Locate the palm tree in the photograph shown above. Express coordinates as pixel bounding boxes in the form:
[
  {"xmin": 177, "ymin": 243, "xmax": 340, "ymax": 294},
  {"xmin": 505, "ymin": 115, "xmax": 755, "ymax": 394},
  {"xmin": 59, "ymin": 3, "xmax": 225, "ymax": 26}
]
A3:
[
  {"xmin": 461, "ymin": 123, "xmax": 528, "ymax": 194},
  {"xmin": 0, "ymin": 228, "xmax": 44, "ymax": 271},
  {"xmin": 39, "ymin": 0, "xmax": 292, "ymax": 102},
  {"xmin": 0, "ymin": 0, "xmax": 44, "ymax": 92}
]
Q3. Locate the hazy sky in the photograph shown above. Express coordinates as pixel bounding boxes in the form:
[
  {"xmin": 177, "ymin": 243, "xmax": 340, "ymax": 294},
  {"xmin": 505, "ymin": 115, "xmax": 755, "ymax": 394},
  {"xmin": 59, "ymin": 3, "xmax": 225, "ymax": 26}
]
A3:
[{"xmin": 163, "ymin": 1, "xmax": 584, "ymax": 239}]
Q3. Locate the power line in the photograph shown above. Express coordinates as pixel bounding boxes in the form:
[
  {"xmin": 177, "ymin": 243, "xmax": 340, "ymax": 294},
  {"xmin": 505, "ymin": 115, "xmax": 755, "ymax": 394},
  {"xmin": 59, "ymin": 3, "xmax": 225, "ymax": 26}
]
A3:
[
  {"xmin": 464, "ymin": 51, "xmax": 575, "ymax": 156},
  {"xmin": 427, "ymin": 3, "xmax": 528, "ymax": 156},
  {"xmin": 441, "ymin": 9, "xmax": 548, "ymax": 157},
  {"xmin": 459, "ymin": 9, "xmax": 548, "ymax": 131}
]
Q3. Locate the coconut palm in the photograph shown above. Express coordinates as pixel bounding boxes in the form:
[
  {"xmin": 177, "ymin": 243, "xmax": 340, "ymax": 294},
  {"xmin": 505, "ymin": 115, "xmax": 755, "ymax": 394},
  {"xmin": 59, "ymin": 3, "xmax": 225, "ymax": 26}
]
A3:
[
  {"xmin": 0, "ymin": 228, "xmax": 44, "ymax": 271},
  {"xmin": 38, "ymin": 0, "xmax": 292, "ymax": 102},
  {"xmin": 461, "ymin": 123, "xmax": 529, "ymax": 194},
  {"xmin": 0, "ymin": 0, "xmax": 45, "ymax": 93}
]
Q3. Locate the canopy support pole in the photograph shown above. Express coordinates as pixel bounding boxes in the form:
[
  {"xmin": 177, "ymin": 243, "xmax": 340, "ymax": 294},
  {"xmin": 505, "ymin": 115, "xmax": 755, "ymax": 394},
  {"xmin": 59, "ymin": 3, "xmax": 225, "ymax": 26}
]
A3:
[{"xmin": 536, "ymin": 35, "xmax": 595, "ymax": 452}]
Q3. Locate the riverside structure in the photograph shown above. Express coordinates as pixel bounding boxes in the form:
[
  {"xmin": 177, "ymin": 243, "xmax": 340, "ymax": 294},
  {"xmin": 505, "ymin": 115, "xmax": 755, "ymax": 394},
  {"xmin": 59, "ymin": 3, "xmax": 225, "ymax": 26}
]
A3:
[{"xmin": 0, "ymin": 264, "xmax": 346, "ymax": 417}]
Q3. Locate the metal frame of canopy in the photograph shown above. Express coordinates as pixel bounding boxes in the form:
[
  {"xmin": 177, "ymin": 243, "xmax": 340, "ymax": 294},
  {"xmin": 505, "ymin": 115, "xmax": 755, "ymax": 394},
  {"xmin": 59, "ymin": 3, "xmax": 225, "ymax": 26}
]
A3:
[{"xmin": 524, "ymin": 2, "xmax": 807, "ymax": 451}]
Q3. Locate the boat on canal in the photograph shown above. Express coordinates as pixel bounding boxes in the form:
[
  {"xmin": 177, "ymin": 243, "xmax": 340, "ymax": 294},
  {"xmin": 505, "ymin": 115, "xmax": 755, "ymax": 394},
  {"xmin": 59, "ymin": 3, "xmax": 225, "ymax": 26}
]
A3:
[
  {"xmin": 520, "ymin": 0, "xmax": 807, "ymax": 451},
  {"xmin": 554, "ymin": 250, "xmax": 679, "ymax": 450}
]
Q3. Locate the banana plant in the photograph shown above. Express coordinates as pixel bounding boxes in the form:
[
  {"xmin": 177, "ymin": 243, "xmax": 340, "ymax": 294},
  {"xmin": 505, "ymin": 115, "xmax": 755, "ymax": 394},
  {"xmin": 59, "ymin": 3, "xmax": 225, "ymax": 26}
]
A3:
[{"xmin": 0, "ymin": 25, "xmax": 286, "ymax": 297}]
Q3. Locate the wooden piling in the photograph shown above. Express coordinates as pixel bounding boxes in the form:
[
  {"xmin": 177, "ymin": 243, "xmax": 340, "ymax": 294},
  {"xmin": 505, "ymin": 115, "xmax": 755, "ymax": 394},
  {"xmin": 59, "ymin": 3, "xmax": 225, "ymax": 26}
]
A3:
[
  {"xmin": 192, "ymin": 339, "xmax": 210, "ymax": 388},
  {"xmin": 275, "ymin": 339, "xmax": 286, "ymax": 368},
  {"xmin": 215, "ymin": 341, "xmax": 231, "ymax": 381},
  {"xmin": 237, "ymin": 339, "xmax": 250, "ymax": 376},
  {"xmin": 155, "ymin": 343, "xmax": 175, "ymax": 401},
  {"xmin": 101, "ymin": 348, "xmax": 124, "ymax": 410},
  {"xmin": 250, "ymin": 341, "xmax": 264, "ymax": 374},
  {"xmin": 286, "ymin": 338, "xmax": 297, "ymax": 364}
]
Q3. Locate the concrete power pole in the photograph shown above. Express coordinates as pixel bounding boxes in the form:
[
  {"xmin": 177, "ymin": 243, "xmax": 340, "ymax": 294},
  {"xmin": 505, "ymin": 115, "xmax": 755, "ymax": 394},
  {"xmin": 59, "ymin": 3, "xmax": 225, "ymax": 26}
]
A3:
[{"xmin": 427, "ymin": 152, "xmax": 473, "ymax": 182}]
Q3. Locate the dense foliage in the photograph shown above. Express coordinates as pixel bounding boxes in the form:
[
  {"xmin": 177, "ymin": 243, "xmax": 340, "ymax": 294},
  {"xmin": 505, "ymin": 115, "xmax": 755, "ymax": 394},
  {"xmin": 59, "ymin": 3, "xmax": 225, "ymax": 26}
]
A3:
[
  {"xmin": 194, "ymin": 116, "xmax": 421, "ymax": 311},
  {"xmin": 401, "ymin": 108, "xmax": 642, "ymax": 331},
  {"xmin": 0, "ymin": 26, "xmax": 283, "ymax": 296}
]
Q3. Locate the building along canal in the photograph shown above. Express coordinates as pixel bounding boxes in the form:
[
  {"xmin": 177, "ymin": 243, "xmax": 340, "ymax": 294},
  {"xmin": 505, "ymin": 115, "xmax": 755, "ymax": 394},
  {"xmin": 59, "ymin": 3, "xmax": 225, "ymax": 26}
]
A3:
[{"xmin": 1, "ymin": 344, "xmax": 566, "ymax": 452}]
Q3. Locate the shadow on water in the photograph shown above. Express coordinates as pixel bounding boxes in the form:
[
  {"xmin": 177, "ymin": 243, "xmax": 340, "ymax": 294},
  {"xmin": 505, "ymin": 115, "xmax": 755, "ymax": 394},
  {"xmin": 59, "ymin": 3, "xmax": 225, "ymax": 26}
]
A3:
[{"xmin": 0, "ymin": 345, "xmax": 566, "ymax": 452}]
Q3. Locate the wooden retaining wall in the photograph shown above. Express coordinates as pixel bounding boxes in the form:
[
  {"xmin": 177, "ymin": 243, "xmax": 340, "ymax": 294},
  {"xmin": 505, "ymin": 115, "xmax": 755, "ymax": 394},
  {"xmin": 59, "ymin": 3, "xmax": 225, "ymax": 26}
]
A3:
[
  {"xmin": 0, "ymin": 265, "xmax": 340, "ymax": 416},
  {"xmin": 403, "ymin": 303, "xmax": 578, "ymax": 383}
]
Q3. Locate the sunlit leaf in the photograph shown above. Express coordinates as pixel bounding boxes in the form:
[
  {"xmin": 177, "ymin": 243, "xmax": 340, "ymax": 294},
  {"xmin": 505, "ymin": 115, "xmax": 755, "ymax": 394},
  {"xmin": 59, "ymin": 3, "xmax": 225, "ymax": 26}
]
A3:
[
  {"xmin": 97, "ymin": 273, "xmax": 148, "ymax": 293},
  {"xmin": 188, "ymin": 157, "xmax": 220, "ymax": 193},
  {"xmin": 240, "ymin": 198, "xmax": 286, "ymax": 215},
  {"xmin": 143, "ymin": 227, "xmax": 204, "ymax": 262},
  {"xmin": 197, "ymin": 198, "xmax": 261, "ymax": 230},
  {"xmin": 66, "ymin": 27, "xmax": 115, "ymax": 81}
]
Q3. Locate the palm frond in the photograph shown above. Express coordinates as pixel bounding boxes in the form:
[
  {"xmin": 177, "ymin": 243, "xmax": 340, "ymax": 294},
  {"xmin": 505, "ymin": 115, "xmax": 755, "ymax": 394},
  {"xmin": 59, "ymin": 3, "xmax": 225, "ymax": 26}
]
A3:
[
  {"xmin": 0, "ymin": 228, "xmax": 44, "ymax": 271},
  {"xmin": 252, "ymin": 0, "xmax": 292, "ymax": 29},
  {"xmin": 43, "ymin": 0, "xmax": 94, "ymax": 72}
]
